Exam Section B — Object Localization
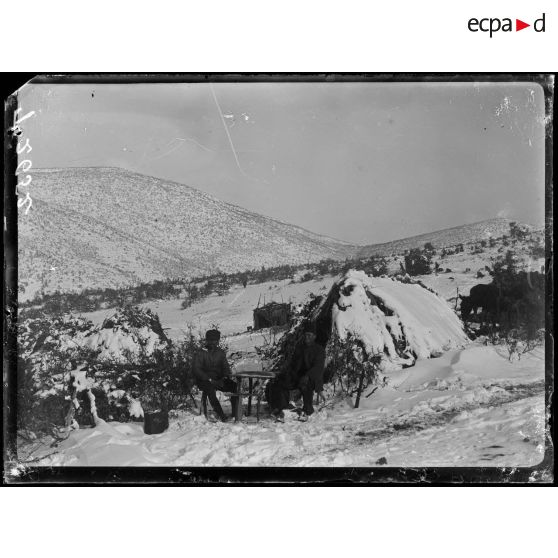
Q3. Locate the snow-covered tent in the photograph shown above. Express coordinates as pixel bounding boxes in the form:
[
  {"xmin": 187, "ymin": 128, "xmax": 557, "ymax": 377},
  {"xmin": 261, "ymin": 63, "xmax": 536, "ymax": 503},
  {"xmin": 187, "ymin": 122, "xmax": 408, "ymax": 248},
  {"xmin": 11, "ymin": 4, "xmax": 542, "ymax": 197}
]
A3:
[{"xmin": 286, "ymin": 270, "xmax": 468, "ymax": 371}]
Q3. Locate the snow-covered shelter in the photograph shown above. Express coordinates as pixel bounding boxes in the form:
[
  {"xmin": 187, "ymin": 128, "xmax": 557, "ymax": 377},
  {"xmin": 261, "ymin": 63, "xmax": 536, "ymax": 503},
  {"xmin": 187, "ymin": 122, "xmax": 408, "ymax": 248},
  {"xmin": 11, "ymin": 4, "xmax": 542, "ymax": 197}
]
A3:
[{"xmin": 284, "ymin": 270, "xmax": 468, "ymax": 371}]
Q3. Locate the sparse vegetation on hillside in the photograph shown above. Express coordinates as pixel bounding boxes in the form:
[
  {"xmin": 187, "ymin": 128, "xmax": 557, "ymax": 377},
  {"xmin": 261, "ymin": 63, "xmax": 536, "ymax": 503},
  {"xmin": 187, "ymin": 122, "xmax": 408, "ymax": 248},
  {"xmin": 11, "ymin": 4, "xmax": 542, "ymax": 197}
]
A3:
[
  {"xmin": 22, "ymin": 257, "xmax": 391, "ymax": 314},
  {"xmin": 357, "ymin": 217, "xmax": 520, "ymax": 259},
  {"xmin": 21, "ymin": 220, "xmax": 545, "ymax": 322},
  {"xmin": 19, "ymin": 170, "xmax": 542, "ymax": 305},
  {"xmin": 19, "ymin": 168, "xmax": 357, "ymax": 300}
]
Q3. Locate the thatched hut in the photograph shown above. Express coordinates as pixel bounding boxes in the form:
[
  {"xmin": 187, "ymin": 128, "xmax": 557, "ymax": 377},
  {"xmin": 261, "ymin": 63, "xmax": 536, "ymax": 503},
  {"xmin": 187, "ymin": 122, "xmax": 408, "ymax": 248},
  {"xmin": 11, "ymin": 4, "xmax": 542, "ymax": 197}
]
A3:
[
  {"xmin": 253, "ymin": 301, "xmax": 292, "ymax": 330},
  {"xmin": 274, "ymin": 270, "xmax": 469, "ymax": 374}
]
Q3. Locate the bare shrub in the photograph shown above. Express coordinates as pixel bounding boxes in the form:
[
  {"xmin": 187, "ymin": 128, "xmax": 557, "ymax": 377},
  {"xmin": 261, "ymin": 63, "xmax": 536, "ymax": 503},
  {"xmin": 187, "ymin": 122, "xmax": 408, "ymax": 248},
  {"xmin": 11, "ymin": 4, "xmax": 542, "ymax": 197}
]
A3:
[{"xmin": 325, "ymin": 332, "xmax": 383, "ymax": 408}]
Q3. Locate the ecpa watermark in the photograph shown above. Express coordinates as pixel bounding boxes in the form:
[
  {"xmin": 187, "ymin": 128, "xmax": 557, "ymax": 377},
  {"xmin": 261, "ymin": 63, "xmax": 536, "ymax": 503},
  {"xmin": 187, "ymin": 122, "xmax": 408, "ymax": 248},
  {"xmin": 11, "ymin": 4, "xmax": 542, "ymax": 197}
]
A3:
[{"xmin": 468, "ymin": 13, "xmax": 546, "ymax": 38}]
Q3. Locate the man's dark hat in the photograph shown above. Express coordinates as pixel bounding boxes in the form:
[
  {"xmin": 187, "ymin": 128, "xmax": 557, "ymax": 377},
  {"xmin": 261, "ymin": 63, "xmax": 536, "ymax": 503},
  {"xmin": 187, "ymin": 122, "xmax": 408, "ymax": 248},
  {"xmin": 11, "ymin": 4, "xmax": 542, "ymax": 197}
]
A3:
[
  {"xmin": 303, "ymin": 322, "xmax": 316, "ymax": 334},
  {"xmin": 205, "ymin": 329, "xmax": 221, "ymax": 341}
]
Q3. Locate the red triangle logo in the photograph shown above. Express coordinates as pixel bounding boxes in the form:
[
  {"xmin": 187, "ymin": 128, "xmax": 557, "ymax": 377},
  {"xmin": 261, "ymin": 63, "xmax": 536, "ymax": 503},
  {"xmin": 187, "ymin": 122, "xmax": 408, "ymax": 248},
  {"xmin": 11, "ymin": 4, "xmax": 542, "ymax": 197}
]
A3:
[{"xmin": 516, "ymin": 19, "xmax": 530, "ymax": 31}]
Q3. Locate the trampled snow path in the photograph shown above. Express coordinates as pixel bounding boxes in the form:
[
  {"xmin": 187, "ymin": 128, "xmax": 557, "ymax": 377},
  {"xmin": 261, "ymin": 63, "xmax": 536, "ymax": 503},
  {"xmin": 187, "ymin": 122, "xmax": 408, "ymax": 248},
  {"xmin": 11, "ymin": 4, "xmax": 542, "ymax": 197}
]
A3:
[{"xmin": 25, "ymin": 344, "xmax": 546, "ymax": 468}]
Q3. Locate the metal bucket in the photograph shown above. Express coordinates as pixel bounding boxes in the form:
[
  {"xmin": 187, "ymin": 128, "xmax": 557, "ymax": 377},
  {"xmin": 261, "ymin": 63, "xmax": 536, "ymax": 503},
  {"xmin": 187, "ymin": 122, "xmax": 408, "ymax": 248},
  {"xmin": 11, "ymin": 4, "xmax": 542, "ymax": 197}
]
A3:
[{"xmin": 143, "ymin": 410, "xmax": 169, "ymax": 434}]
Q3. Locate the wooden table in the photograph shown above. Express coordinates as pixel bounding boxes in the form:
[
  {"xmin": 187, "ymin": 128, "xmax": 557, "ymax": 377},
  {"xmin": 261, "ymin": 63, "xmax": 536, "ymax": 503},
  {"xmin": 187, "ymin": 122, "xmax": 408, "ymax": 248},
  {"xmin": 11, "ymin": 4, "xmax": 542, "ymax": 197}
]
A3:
[{"xmin": 232, "ymin": 370, "xmax": 276, "ymax": 422}]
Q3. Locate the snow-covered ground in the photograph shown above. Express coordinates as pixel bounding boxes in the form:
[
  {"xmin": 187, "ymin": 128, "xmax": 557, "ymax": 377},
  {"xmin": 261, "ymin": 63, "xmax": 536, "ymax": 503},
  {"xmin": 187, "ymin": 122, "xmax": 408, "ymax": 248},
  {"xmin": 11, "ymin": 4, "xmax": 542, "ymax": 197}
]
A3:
[
  {"xmin": 80, "ymin": 276, "xmax": 337, "ymax": 371},
  {"xmin": 19, "ymin": 248, "xmax": 546, "ymax": 470},
  {"xmin": 24, "ymin": 343, "xmax": 545, "ymax": 467},
  {"xmin": 83, "ymin": 276, "xmax": 336, "ymax": 339}
]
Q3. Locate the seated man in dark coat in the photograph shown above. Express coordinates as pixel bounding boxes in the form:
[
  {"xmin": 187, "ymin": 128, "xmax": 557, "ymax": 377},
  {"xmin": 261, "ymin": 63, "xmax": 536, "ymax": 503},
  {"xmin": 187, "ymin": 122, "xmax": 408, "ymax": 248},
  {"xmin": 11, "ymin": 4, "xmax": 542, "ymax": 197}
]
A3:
[
  {"xmin": 266, "ymin": 324, "xmax": 326, "ymax": 421},
  {"xmin": 193, "ymin": 329, "xmax": 238, "ymax": 422}
]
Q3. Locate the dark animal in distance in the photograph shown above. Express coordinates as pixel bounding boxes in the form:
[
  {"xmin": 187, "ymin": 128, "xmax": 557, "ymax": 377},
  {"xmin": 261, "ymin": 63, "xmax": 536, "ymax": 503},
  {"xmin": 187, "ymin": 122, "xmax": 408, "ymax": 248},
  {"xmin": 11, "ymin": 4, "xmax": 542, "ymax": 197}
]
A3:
[
  {"xmin": 459, "ymin": 283, "xmax": 499, "ymax": 326},
  {"xmin": 460, "ymin": 272, "xmax": 544, "ymax": 332}
]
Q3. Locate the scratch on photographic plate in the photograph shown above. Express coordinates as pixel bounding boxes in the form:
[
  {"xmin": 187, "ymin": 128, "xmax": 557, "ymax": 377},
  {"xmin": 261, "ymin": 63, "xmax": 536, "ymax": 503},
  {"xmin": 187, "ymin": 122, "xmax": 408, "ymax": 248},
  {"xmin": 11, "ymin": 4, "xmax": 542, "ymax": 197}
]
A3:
[
  {"xmin": 175, "ymin": 137, "xmax": 214, "ymax": 152},
  {"xmin": 209, "ymin": 83, "xmax": 269, "ymax": 184}
]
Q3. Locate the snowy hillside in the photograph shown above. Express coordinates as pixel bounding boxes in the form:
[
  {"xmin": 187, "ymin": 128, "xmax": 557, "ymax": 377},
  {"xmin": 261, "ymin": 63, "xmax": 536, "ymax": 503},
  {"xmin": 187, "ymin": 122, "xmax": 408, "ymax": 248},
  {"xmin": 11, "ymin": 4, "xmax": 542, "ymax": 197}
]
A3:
[
  {"xmin": 18, "ymin": 167, "xmax": 542, "ymax": 303},
  {"xmin": 357, "ymin": 217, "xmax": 537, "ymax": 258},
  {"xmin": 18, "ymin": 167, "xmax": 357, "ymax": 300}
]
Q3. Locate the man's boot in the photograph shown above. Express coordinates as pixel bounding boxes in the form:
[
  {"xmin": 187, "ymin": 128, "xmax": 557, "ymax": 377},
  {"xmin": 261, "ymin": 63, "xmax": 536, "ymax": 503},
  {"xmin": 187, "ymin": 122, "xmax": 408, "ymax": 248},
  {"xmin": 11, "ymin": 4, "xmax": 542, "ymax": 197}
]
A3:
[{"xmin": 208, "ymin": 394, "xmax": 227, "ymax": 421}]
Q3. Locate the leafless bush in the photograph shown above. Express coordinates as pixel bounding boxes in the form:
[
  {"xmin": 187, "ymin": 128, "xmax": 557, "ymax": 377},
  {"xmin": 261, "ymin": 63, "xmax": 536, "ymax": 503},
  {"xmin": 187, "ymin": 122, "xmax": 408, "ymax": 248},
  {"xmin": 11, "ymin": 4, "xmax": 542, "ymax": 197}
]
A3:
[
  {"xmin": 503, "ymin": 327, "xmax": 545, "ymax": 362},
  {"xmin": 254, "ymin": 326, "xmax": 285, "ymax": 370},
  {"xmin": 325, "ymin": 332, "xmax": 383, "ymax": 408}
]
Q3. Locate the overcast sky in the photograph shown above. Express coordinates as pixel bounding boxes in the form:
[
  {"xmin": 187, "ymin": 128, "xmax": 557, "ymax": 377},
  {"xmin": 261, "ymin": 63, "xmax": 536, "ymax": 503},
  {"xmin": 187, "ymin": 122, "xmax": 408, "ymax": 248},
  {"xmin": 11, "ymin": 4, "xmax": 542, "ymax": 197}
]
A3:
[{"xmin": 18, "ymin": 80, "xmax": 546, "ymax": 244}]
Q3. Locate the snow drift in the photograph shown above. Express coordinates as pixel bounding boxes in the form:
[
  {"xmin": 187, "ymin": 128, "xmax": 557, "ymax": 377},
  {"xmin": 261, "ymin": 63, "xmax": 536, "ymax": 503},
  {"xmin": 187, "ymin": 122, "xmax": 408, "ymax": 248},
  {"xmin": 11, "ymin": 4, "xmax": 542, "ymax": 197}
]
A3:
[{"xmin": 312, "ymin": 270, "xmax": 469, "ymax": 369}]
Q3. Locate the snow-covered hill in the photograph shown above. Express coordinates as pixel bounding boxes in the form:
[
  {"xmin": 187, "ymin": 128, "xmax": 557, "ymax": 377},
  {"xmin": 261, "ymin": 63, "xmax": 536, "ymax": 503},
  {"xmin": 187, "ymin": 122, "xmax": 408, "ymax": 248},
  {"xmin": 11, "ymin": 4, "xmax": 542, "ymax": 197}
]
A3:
[
  {"xmin": 18, "ymin": 167, "xmax": 357, "ymax": 299},
  {"xmin": 357, "ymin": 217, "xmax": 538, "ymax": 258},
  {"xmin": 18, "ymin": 167, "xmax": 542, "ymax": 303}
]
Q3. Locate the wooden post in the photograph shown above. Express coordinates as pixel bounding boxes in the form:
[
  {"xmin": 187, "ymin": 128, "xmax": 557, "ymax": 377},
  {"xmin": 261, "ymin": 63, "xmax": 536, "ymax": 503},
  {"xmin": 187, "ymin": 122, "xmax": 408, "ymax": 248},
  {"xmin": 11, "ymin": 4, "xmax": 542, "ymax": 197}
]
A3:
[
  {"xmin": 354, "ymin": 367, "xmax": 366, "ymax": 409},
  {"xmin": 65, "ymin": 379, "xmax": 77, "ymax": 429},
  {"xmin": 247, "ymin": 377, "xmax": 253, "ymax": 416},
  {"xmin": 189, "ymin": 391, "xmax": 198, "ymax": 409},
  {"xmin": 235, "ymin": 377, "xmax": 243, "ymax": 422}
]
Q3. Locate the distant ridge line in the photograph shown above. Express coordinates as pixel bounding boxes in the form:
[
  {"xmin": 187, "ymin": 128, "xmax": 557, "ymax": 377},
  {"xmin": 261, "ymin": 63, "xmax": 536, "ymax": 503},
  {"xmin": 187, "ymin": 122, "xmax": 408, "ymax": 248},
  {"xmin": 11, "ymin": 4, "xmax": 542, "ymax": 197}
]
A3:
[
  {"xmin": 29, "ymin": 167, "xmax": 535, "ymax": 249},
  {"xmin": 31, "ymin": 166, "xmax": 353, "ymax": 247}
]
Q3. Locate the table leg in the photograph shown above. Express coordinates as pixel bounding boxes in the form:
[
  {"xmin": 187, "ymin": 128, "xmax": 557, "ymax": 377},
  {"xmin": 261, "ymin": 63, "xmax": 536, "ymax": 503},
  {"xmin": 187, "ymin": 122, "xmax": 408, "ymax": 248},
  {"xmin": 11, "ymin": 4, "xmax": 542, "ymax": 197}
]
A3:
[
  {"xmin": 247, "ymin": 377, "xmax": 253, "ymax": 416},
  {"xmin": 235, "ymin": 377, "xmax": 243, "ymax": 422}
]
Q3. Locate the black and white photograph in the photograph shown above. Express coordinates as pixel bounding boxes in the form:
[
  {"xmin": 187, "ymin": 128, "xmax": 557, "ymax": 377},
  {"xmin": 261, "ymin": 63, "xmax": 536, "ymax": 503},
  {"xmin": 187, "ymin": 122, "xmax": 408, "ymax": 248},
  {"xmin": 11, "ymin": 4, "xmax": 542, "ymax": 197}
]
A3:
[{"xmin": 4, "ymin": 75, "xmax": 552, "ymax": 478}]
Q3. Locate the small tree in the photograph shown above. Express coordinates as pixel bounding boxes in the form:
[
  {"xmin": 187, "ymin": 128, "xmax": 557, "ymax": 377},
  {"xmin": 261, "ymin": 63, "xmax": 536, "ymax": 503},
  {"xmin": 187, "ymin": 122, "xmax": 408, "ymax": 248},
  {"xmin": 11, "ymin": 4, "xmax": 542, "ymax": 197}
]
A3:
[
  {"xmin": 424, "ymin": 242, "xmax": 436, "ymax": 255},
  {"xmin": 492, "ymin": 250, "xmax": 518, "ymax": 284},
  {"xmin": 102, "ymin": 328, "xmax": 201, "ymax": 414},
  {"xmin": 254, "ymin": 327, "xmax": 284, "ymax": 370},
  {"xmin": 530, "ymin": 242, "xmax": 545, "ymax": 258},
  {"xmin": 325, "ymin": 332, "xmax": 382, "ymax": 408},
  {"xmin": 363, "ymin": 256, "xmax": 389, "ymax": 277},
  {"xmin": 17, "ymin": 314, "xmax": 102, "ymax": 436},
  {"xmin": 17, "ymin": 355, "xmax": 41, "ymax": 435},
  {"xmin": 182, "ymin": 283, "xmax": 200, "ymax": 309},
  {"xmin": 509, "ymin": 221, "xmax": 528, "ymax": 240},
  {"xmin": 404, "ymin": 248, "xmax": 432, "ymax": 276},
  {"xmin": 503, "ymin": 327, "xmax": 544, "ymax": 362}
]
